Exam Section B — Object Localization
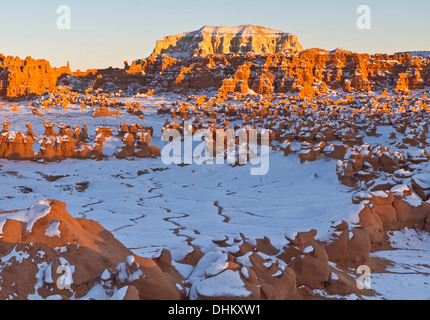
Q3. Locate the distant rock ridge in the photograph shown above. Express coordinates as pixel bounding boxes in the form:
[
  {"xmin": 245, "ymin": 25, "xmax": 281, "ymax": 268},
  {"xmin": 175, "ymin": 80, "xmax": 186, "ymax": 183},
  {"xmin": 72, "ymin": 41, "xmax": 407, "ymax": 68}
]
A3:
[
  {"xmin": 110, "ymin": 48, "xmax": 430, "ymax": 96},
  {"xmin": 151, "ymin": 25, "xmax": 303, "ymax": 58},
  {"xmin": 400, "ymin": 51, "xmax": 430, "ymax": 57}
]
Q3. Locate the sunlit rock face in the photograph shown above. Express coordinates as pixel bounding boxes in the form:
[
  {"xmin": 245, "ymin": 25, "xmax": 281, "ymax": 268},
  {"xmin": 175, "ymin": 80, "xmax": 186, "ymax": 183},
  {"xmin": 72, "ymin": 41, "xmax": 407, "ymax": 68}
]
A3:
[
  {"xmin": 151, "ymin": 25, "xmax": 303, "ymax": 59},
  {"xmin": 0, "ymin": 54, "xmax": 71, "ymax": 98}
]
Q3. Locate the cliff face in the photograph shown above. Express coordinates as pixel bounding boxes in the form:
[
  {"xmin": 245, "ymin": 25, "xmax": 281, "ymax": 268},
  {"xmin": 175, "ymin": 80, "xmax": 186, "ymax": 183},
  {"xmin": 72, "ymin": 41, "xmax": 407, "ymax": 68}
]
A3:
[
  {"xmin": 151, "ymin": 25, "xmax": 303, "ymax": 58},
  {"xmin": 0, "ymin": 54, "xmax": 71, "ymax": 98}
]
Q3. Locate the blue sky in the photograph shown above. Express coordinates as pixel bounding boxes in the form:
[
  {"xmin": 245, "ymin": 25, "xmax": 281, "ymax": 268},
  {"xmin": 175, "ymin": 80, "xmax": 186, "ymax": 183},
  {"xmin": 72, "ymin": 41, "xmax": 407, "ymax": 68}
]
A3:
[{"xmin": 0, "ymin": 0, "xmax": 428, "ymax": 71}]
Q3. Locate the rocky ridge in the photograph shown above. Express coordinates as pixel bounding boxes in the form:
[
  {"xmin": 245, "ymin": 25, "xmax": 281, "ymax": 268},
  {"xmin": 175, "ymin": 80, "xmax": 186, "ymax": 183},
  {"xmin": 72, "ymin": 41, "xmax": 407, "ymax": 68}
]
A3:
[{"xmin": 81, "ymin": 49, "xmax": 430, "ymax": 97}]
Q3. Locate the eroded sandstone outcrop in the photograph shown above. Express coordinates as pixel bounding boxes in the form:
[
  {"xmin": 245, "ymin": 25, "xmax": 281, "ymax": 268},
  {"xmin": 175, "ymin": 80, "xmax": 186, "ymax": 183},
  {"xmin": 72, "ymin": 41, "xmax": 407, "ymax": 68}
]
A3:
[
  {"xmin": 66, "ymin": 48, "xmax": 430, "ymax": 97},
  {"xmin": 0, "ymin": 54, "xmax": 71, "ymax": 98},
  {"xmin": 0, "ymin": 200, "xmax": 183, "ymax": 300}
]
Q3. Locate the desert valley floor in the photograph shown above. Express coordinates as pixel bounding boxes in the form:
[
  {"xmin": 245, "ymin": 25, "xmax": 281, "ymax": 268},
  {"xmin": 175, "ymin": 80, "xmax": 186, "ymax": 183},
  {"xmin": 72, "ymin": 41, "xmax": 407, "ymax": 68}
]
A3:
[{"xmin": 0, "ymin": 91, "xmax": 429, "ymax": 300}]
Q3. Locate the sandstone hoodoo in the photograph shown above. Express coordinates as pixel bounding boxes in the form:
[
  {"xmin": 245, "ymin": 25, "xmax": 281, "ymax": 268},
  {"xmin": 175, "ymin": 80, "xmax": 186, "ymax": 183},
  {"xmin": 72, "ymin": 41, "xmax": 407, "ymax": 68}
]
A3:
[
  {"xmin": 0, "ymin": 200, "xmax": 183, "ymax": 300},
  {"xmin": 151, "ymin": 25, "xmax": 303, "ymax": 59}
]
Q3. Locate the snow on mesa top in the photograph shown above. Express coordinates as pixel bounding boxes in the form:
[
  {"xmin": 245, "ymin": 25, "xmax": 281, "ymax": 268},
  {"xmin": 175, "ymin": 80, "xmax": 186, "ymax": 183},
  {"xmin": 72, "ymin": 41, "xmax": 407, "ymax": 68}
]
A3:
[{"xmin": 151, "ymin": 25, "xmax": 303, "ymax": 58}]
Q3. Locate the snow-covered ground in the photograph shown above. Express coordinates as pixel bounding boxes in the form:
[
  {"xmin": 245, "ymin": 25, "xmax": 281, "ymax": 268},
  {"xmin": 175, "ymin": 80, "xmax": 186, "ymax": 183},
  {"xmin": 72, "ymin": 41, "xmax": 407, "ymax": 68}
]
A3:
[
  {"xmin": 0, "ymin": 94, "xmax": 429, "ymax": 300},
  {"xmin": 369, "ymin": 228, "xmax": 430, "ymax": 300}
]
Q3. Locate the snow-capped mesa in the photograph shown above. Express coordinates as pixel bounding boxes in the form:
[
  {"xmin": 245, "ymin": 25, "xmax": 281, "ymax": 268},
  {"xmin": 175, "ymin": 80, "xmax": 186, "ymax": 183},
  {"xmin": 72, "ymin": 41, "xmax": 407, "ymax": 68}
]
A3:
[
  {"xmin": 151, "ymin": 25, "xmax": 303, "ymax": 58},
  {"xmin": 399, "ymin": 51, "xmax": 430, "ymax": 57}
]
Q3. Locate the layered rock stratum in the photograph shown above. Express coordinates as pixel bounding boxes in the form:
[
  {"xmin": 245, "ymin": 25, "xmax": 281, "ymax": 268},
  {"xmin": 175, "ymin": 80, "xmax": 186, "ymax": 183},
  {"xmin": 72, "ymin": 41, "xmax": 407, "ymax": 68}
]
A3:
[{"xmin": 151, "ymin": 25, "xmax": 303, "ymax": 58}]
